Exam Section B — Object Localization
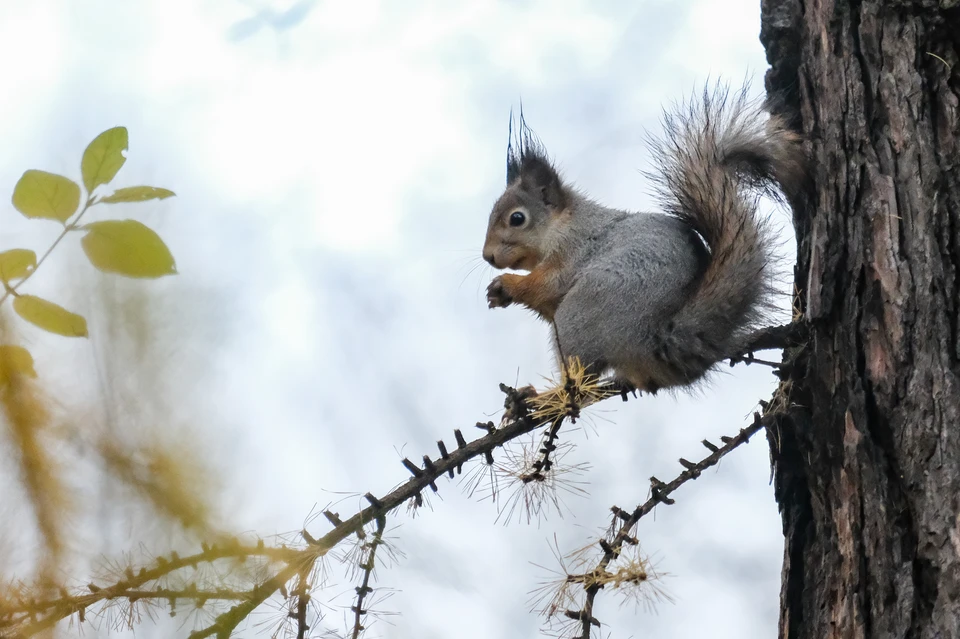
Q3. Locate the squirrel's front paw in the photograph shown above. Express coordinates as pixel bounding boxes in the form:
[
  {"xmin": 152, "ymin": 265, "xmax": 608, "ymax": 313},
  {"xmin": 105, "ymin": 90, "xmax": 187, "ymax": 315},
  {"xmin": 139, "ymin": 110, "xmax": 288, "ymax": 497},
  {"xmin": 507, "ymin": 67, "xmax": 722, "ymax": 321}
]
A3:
[{"xmin": 487, "ymin": 277, "xmax": 513, "ymax": 308}]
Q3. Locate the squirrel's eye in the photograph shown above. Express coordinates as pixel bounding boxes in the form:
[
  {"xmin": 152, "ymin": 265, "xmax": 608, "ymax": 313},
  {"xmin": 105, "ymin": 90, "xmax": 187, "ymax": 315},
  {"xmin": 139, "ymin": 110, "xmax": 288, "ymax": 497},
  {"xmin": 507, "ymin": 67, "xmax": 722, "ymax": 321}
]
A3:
[{"xmin": 509, "ymin": 211, "xmax": 526, "ymax": 227}]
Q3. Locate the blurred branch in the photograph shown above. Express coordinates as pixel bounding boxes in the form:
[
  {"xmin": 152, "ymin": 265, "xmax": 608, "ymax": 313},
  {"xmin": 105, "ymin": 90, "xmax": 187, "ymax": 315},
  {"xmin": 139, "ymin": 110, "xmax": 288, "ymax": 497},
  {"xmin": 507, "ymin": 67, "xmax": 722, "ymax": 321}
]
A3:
[{"xmin": 3, "ymin": 541, "xmax": 298, "ymax": 636}]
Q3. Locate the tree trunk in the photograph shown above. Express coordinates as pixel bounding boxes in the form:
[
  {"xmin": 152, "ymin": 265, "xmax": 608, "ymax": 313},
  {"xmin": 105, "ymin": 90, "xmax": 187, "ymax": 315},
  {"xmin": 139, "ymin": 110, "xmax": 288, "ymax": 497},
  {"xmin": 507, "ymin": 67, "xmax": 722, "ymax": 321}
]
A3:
[{"xmin": 759, "ymin": 1, "xmax": 960, "ymax": 637}]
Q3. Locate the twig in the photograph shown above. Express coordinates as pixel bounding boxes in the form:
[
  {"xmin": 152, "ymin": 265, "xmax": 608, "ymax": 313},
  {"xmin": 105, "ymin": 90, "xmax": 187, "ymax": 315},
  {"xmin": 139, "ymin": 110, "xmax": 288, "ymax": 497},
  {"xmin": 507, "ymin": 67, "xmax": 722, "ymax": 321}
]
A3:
[
  {"xmin": 189, "ymin": 563, "xmax": 301, "ymax": 639},
  {"xmin": 302, "ymin": 382, "xmax": 578, "ymax": 550},
  {"xmin": 294, "ymin": 564, "xmax": 311, "ymax": 639},
  {"xmin": 1, "ymin": 585, "xmax": 251, "ymax": 627},
  {"xmin": 351, "ymin": 515, "xmax": 386, "ymax": 639},
  {"xmin": 523, "ymin": 417, "xmax": 564, "ymax": 483},
  {"xmin": 727, "ymin": 322, "xmax": 806, "ymax": 368},
  {"xmin": 574, "ymin": 412, "xmax": 769, "ymax": 638},
  {"xmin": 4, "ymin": 542, "xmax": 297, "ymax": 636},
  {"xmin": 0, "ymin": 196, "xmax": 98, "ymax": 306}
]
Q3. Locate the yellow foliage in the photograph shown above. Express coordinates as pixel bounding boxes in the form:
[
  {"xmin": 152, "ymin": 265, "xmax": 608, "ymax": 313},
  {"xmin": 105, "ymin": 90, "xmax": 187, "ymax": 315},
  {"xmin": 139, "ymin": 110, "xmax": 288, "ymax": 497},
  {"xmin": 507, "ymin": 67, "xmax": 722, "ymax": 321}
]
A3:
[
  {"xmin": 11, "ymin": 170, "xmax": 80, "ymax": 223},
  {"xmin": 12, "ymin": 295, "xmax": 88, "ymax": 338},
  {"xmin": 98, "ymin": 436, "xmax": 217, "ymax": 536},
  {"xmin": 100, "ymin": 186, "xmax": 175, "ymax": 203},
  {"xmin": 0, "ymin": 249, "xmax": 37, "ymax": 283},
  {"xmin": 81, "ymin": 220, "xmax": 177, "ymax": 278},
  {"xmin": 0, "ymin": 345, "xmax": 37, "ymax": 384},
  {"xmin": 0, "ymin": 369, "xmax": 68, "ymax": 585},
  {"xmin": 80, "ymin": 126, "xmax": 128, "ymax": 194}
]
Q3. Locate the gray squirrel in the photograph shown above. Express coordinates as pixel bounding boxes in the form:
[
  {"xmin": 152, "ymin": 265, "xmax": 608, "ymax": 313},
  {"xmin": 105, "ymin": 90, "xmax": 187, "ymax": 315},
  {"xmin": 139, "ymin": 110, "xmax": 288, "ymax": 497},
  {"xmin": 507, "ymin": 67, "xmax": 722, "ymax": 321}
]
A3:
[{"xmin": 482, "ymin": 84, "xmax": 808, "ymax": 393}]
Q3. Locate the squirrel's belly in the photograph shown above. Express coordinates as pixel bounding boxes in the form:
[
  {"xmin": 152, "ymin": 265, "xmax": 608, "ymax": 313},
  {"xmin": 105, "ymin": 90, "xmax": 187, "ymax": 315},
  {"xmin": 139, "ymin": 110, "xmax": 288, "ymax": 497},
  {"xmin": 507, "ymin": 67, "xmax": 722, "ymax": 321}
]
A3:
[
  {"xmin": 553, "ymin": 280, "xmax": 699, "ymax": 393},
  {"xmin": 609, "ymin": 360, "xmax": 686, "ymax": 394}
]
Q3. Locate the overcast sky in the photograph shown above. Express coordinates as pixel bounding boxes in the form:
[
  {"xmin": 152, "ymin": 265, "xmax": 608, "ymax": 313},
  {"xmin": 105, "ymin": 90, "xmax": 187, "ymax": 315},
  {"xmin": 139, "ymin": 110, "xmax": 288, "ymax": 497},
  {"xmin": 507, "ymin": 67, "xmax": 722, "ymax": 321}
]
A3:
[{"xmin": 0, "ymin": 1, "xmax": 793, "ymax": 637}]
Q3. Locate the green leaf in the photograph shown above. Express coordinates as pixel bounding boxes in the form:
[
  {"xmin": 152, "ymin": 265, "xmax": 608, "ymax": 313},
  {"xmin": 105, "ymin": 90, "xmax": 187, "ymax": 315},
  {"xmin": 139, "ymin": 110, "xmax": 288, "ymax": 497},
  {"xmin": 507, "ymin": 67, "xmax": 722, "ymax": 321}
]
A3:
[
  {"xmin": 0, "ymin": 249, "xmax": 37, "ymax": 282},
  {"xmin": 12, "ymin": 170, "xmax": 81, "ymax": 223},
  {"xmin": 100, "ymin": 186, "xmax": 176, "ymax": 204},
  {"xmin": 81, "ymin": 220, "xmax": 177, "ymax": 278},
  {"xmin": 81, "ymin": 127, "xmax": 128, "ymax": 193},
  {"xmin": 0, "ymin": 345, "xmax": 37, "ymax": 385},
  {"xmin": 13, "ymin": 295, "xmax": 88, "ymax": 337}
]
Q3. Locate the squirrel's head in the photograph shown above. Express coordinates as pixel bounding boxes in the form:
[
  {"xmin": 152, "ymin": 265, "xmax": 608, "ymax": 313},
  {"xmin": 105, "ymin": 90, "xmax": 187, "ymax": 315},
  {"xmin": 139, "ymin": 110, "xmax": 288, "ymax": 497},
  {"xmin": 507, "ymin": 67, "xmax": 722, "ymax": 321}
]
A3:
[{"xmin": 483, "ymin": 117, "xmax": 569, "ymax": 271}]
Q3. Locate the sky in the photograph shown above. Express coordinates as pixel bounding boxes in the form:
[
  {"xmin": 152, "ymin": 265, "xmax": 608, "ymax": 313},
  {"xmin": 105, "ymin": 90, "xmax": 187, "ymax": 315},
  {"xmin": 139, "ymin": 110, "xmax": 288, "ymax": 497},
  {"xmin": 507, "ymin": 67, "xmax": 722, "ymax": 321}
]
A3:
[{"xmin": 0, "ymin": 1, "xmax": 794, "ymax": 638}]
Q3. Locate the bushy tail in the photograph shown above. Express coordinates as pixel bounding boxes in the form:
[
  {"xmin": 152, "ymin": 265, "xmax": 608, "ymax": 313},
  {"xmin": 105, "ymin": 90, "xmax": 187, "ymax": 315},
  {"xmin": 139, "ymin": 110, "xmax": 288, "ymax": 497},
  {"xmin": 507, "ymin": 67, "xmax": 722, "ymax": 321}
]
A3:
[{"xmin": 649, "ymin": 83, "xmax": 809, "ymax": 385}]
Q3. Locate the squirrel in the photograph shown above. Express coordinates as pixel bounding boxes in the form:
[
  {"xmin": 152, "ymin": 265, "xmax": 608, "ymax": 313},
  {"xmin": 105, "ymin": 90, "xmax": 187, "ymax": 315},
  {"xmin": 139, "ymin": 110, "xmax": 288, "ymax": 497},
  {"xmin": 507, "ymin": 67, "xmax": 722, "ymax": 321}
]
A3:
[{"xmin": 482, "ymin": 84, "xmax": 808, "ymax": 394}]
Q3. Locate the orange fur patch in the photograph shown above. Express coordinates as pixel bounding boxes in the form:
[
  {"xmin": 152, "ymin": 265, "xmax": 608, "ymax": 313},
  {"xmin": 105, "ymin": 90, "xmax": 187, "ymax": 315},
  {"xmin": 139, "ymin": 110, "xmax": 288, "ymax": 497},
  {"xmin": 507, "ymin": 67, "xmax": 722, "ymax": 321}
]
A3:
[{"xmin": 498, "ymin": 264, "xmax": 566, "ymax": 321}]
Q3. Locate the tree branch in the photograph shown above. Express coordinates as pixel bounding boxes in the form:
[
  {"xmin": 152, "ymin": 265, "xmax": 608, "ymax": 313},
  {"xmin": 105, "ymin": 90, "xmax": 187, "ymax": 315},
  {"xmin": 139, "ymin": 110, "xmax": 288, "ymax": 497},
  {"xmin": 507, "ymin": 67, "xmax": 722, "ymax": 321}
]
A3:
[
  {"xmin": 728, "ymin": 322, "xmax": 807, "ymax": 367},
  {"xmin": 189, "ymin": 563, "xmax": 301, "ymax": 639},
  {"xmin": 4, "ymin": 542, "xmax": 297, "ymax": 636},
  {"xmin": 351, "ymin": 515, "xmax": 386, "ymax": 639},
  {"xmin": 573, "ymin": 412, "xmax": 770, "ymax": 638}
]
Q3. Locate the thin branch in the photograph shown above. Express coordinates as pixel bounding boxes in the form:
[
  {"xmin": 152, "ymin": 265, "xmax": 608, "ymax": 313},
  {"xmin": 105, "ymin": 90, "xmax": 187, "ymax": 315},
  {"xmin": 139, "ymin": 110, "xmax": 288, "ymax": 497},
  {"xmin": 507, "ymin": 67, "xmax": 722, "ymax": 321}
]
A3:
[
  {"xmin": 1, "ymin": 585, "xmax": 253, "ymax": 632},
  {"xmin": 4, "ymin": 542, "xmax": 297, "ymax": 635},
  {"xmin": 522, "ymin": 417, "xmax": 564, "ymax": 483},
  {"xmin": 0, "ymin": 196, "xmax": 98, "ymax": 306},
  {"xmin": 92, "ymin": 587, "xmax": 253, "ymax": 602},
  {"xmin": 351, "ymin": 516, "xmax": 386, "ymax": 639},
  {"xmin": 574, "ymin": 412, "xmax": 770, "ymax": 638},
  {"xmin": 728, "ymin": 322, "xmax": 806, "ymax": 367},
  {"xmin": 295, "ymin": 564, "xmax": 311, "ymax": 639},
  {"xmin": 188, "ymin": 563, "xmax": 302, "ymax": 639},
  {"xmin": 304, "ymin": 382, "xmax": 591, "ymax": 551}
]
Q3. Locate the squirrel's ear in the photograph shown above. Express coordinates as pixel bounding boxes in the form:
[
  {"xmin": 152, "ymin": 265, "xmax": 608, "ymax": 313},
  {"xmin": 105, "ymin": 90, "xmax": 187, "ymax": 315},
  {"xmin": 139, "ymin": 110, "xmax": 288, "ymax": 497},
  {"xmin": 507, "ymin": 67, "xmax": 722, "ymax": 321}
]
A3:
[{"xmin": 520, "ymin": 158, "xmax": 567, "ymax": 211}]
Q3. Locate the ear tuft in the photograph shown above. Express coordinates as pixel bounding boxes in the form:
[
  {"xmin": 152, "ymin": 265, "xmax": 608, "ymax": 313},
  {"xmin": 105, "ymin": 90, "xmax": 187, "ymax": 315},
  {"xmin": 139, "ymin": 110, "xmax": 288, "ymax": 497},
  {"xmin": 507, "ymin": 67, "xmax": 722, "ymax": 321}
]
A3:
[{"xmin": 505, "ymin": 106, "xmax": 567, "ymax": 210}]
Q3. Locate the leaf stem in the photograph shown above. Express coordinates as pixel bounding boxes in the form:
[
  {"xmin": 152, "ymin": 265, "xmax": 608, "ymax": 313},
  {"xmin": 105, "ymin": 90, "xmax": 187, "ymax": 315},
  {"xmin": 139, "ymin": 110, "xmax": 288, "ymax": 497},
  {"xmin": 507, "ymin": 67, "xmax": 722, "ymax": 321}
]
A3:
[{"xmin": 0, "ymin": 196, "xmax": 98, "ymax": 306}]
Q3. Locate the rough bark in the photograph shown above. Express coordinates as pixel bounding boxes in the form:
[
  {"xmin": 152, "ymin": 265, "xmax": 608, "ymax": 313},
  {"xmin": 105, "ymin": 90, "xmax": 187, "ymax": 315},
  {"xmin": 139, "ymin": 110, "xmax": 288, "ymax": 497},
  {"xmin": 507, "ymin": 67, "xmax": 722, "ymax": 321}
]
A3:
[{"xmin": 759, "ymin": 1, "xmax": 960, "ymax": 637}]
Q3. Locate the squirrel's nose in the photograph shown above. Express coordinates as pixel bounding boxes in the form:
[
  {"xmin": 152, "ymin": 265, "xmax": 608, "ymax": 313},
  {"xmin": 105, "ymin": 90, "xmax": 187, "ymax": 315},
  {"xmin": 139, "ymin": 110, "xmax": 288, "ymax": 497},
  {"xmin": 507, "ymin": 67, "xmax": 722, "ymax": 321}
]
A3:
[{"xmin": 482, "ymin": 250, "xmax": 496, "ymax": 266}]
